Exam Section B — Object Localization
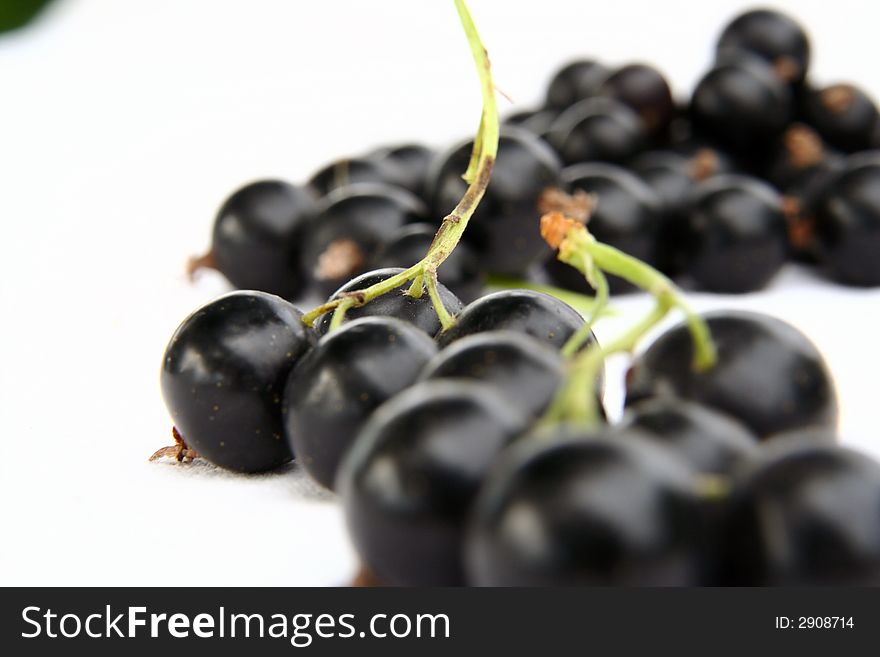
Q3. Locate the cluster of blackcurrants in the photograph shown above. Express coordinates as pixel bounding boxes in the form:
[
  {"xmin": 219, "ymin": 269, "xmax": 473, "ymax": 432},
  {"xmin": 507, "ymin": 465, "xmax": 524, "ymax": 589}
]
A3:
[{"xmin": 158, "ymin": 7, "xmax": 880, "ymax": 586}]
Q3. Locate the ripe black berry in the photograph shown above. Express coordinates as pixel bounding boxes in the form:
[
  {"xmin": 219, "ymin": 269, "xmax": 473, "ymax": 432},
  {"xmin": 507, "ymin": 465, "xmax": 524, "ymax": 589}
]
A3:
[
  {"xmin": 544, "ymin": 59, "xmax": 609, "ymax": 110},
  {"xmin": 436, "ymin": 289, "xmax": 592, "ymax": 352},
  {"xmin": 626, "ymin": 310, "xmax": 839, "ymax": 438},
  {"xmin": 544, "ymin": 163, "xmax": 660, "ymax": 294},
  {"xmin": 371, "ymin": 224, "xmax": 485, "ymax": 303},
  {"xmin": 420, "ymin": 331, "xmax": 563, "ymax": 419},
  {"xmin": 465, "ymin": 428, "xmax": 706, "ymax": 585},
  {"xmin": 598, "ymin": 63, "xmax": 675, "ymax": 137},
  {"xmin": 548, "ymin": 97, "xmax": 645, "ymax": 165},
  {"xmin": 690, "ymin": 59, "xmax": 792, "ymax": 154},
  {"xmin": 301, "ymin": 183, "xmax": 427, "ymax": 296},
  {"xmin": 676, "ymin": 174, "xmax": 788, "ymax": 293},
  {"xmin": 503, "ymin": 107, "xmax": 558, "ymax": 141},
  {"xmin": 715, "ymin": 9, "xmax": 810, "ymax": 86},
  {"xmin": 428, "ymin": 127, "xmax": 561, "ymax": 275},
  {"xmin": 208, "ymin": 180, "xmax": 316, "ymax": 299},
  {"xmin": 283, "ymin": 317, "xmax": 437, "ymax": 489},
  {"xmin": 160, "ymin": 291, "xmax": 315, "ymax": 473},
  {"xmin": 813, "ymin": 156, "xmax": 880, "ymax": 286},
  {"xmin": 338, "ymin": 380, "xmax": 528, "ymax": 585},
  {"xmin": 619, "ymin": 398, "xmax": 758, "ymax": 476},
  {"xmin": 306, "ymin": 157, "xmax": 389, "ymax": 198},
  {"xmin": 368, "ymin": 143, "xmax": 435, "ymax": 199},
  {"xmin": 315, "ymin": 268, "xmax": 464, "ymax": 336},
  {"xmin": 720, "ymin": 441, "xmax": 880, "ymax": 584},
  {"xmin": 802, "ymin": 83, "xmax": 879, "ymax": 153}
]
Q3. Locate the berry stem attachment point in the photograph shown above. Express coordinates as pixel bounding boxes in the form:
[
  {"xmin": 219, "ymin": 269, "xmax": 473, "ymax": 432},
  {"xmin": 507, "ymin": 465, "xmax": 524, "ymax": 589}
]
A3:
[{"xmin": 301, "ymin": 0, "xmax": 499, "ymax": 331}]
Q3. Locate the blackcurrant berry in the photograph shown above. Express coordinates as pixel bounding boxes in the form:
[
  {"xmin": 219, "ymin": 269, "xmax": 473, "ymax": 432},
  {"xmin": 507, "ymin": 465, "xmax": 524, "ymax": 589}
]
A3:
[
  {"xmin": 690, "ymin": 59, "xmax": 792, "ymax": 155},
  {"xmin": 544, "ymin": 59, "xmax": 609, "ymax": 110},
  {"xmin": 367, "ymin": 143, "xmax": 435, "ymax": 199},
  {"xmin": 465, "ymin": 427, "xmax": 706, "ymax": 585},
  {"xmin": 315, "ymin": 268, "xmax": 464, "ymax": 336},
  {"xmin": 301, "ymin": 183, "xmax": 427, "ymax": 296},
  {"xmin": 802, "ymin": 83, "xmax": 879, "ymax": 153},
  {"xmin": 160, "ymin": 291, "xmax": 315, "ymax": 473},
  {"xmin": 338, "ymin": 380, "xmax": 528, "ymax": 585},
  {"xmin": 548, "ymin": 97, "xmax": 645, "ymax": 165},
  {"xmin": 283, "ymin": 317, "xmax": 437, "ymax": 489},
  {"xmin": 813, "ymin": 156, "xmax": 880, "ymax": 286},
  {"xmin": 208, "ymin": 180, "xmax": 316, "ymax": 299},
  {"xmin": 598, "ymin": 63, "xmax": 675, "ymax": 137},
  {"xmin": 420, "ymin": 330, "xmax": 563, "ymax": 419},
  {"xmin": 626, "ymin": 310, "xmax": 839, "ymax": 438},
  {"xmin": 715, "ymin": 9, "xmax": 810, "ymax": 86},
  {"xmin": 503, "ymin": 107, "xmax": 559, "ymax": 141},
  {"xmin": 676, "ymin": 174, "xmax": 788, "ymax": 293},
  {"xmin": 436, "ymin": 289, "xmax": 592, "ymax": 352},
  {"xmin": 370, "ymin": 224, "xmax": 485, "ymax": 303},
  {"xmin": 619, "ymin": 398, "xmax": 758, "ymax": 477},
  {"xmin": 427, "ymin": 127, "xmax": 561, "ymax": 275},
  {"xmin": 719, "ymin": 441, "xmax": 880, "ymax": 584},
  {"xmin": 306, "ymin": 157, "xmax": 389, "ymax": 198},
  {"xmin": 544, "ymin": 163, "xmax": 661, "ymax": 294}
]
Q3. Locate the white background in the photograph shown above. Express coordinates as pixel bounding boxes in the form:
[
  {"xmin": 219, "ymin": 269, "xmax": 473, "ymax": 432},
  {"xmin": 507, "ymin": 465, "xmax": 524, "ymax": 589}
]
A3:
[{"xmin": 1, "ymin": 0, "xmax": 878, "ymax": 586}]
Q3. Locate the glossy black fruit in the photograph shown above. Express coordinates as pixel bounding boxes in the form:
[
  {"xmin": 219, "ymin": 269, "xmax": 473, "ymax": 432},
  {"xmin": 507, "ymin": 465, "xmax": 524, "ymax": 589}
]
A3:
[
  {"xmin": 813, "ymin": 157, "xmax": 880, "ymax": 286},
  {"xmin": 677, "ymin": 174, "xmax": 788, "ymax": 292},
  {"xmin": 619, "ymin": 398, "xmax": 758, "ymax": 476},
  {"xmin": 306, "ymin": 157, "xmax": 389, "ymax": 198},
  {"xmin": 371, "ymin": 224, "xmax": 485, "ymax": 303},
  {"xmin": 802, "ymin": 84, "xmax": 879, "ymax": 153},
  {"xmin": 161, "ymin": 291, "xmax": 315, "ymax": 473},
  {"xmin": 301, "ymin": 183, "xmax": 427, "ymax": 296},
  {"xmin": 210, "ymin": 180, "xmax": 316, "ymax": 299},
  {"xmin": 436, "ymin": 289, "xmax": 592, "ymax": 352},
  {"xmin": 544, "ymin": 163, "xmax": 661, "ymax": 293},
  {"xmin": 315, "ymin": 268, "xmax": 464, "ymax": 336},
  {"xmin": 715, "ymin": 9, "xmax": 810, "ymax": 86},
  {"xmin": 544, "ymin": 59, "xmax": 609, "ymax": 110},
  {"xmin": 338, "ymin": 380, "xmax": 528, "ymax": 585},
  {"xmin": 465, "ymin": 427, "xmax": 705, "ymax": 585},
  {"xmin": 368, "ymin": 143, "xmax": 435, "ymax": 199},
  {"xmin": 283, "ymin": 317, "xmax": 437, "ymax": 489},
  {"xmin": 599, "ymin": 63, "xmax": 675, "ymax": 137},
  {"xmin": 548, "ymin": 98, "xmax": 645, "ymax": 165},
  {"xmin": 428, "ymin": 127, "xmax": 561, "ymax": 275},
  {"xmin": 503, "ymin": 107, "xmax": 559, "ymax": 141},
  {"xmin": 690, "ymin": 60, "xmax": 792, "ymax": 154},
  {"xmin": 626, "ymin": 310, "xmax": 839, "ymax": 438},
  {"xmin": 720, "ymin": 442, "xmax": 880, "ymax": 584},
  {"xmin": 420, "ymin": 331, "xmax": 563, "ymax": 419}
]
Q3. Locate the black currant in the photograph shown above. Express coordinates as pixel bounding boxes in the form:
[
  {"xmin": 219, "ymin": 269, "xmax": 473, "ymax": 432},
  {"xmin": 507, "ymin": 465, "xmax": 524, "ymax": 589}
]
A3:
[
  {"xmin": 338, "ymin": 380, "xmax": 528, "ymax": 585},
  {"xmin": 715, "ymin": 9, "xmax": 810, "ymax": 86},
  {"xmin": 813, "ymin": 156, "xmax": 880, "ymax": 286},
  {"xmin": 306, "ymin": 157, "xmax": 389, "ymax": 198},
  {"xmin": 427, "ymin": 127, "xmax": 561, "ymax": 275},
  {"xmin": 367, "ymin": 143, "xmax": 435, "ymax": 199},
  {"xmin": 207, "ymin": 180, "xmax": 316, "ymax": 299},
  {"xmin": 690, "ymin": 59, "xmax": 792, "ymax": 155},
  {"xmin": 301, "ymin": 183, "xmax": 427, "ymax": 296},
  {"xmin": 802, "ymin": 83, "xmax": 879, "ymax": 153},
  {"xmin": 436, "ymin": 289, "xmax": 592, "ymax": 352},
  {"xmin": 719, "ymin": 441, "xmax": 880, "ymax": 584},
  {"xmin": 283, "ymin": 317, "xmax": 437, "ymax": 489},
  {"xmin": 676, "ymin": 174, "xmax": 788, "ymax": 293},
  {"xmin": 420, "ymin": 330, "xmax": 563, "ymax": 419},
  {"xmin": 370, "ymin": 224, "xmax": 485, "ymax": 303},
  {"xmin": 160, "ymin": 291, "xmax": 315, "ymax": 473},
  {"xmin": 503, "ymin": 107, "xmax": 558, "ymax": 141},
  {"xmin": 315, "ymin": 268, "xmax": 464, "ymax": 336},
  {"xmin": 544, "ymin": 163, "xmax": 661, "ymax": 294},
  {"xmin": 465, "ymin": 427, "xmax": 706, "ymax": 585},
  {"xmin": 598, "ymin": 63, "xmax": 675, "ymax": 137},
  {"xmin": 548, "ymin": 97, "xmax": 645, "ymax": 165},
  {"xmin": 544, "ymin": 59, "xmax": 609, "ymax": 110},
  {"xmin": 626, "ymin": 310, "xmax": 839, "ymax": 438},
  {"xmin": 619, "ymin": 398, "xmax": 758, "ymax": 477}
]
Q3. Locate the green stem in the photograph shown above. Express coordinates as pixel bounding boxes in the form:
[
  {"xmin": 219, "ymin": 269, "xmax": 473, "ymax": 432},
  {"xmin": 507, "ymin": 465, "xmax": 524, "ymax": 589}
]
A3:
[{"xmin": 301, "ymin": 0, "xmax": 498, "ymax": 331}]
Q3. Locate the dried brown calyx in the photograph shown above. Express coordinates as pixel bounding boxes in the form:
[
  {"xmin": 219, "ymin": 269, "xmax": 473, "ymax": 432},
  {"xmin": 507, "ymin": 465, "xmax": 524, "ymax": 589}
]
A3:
[
  {"xmin": 784, "ymin": 124, "xmax": 824, "ymax": 169},
  {"xmin": 822, "ymin": 85, "xmax": 856, "ymax": 114},
  {"xmin": 540, "ymin": 211, "xmax": 582, "ymax": 250},
  {"xmin": 313, "ymin": 239, "xmax": 365, "ymax": 281},
  {"xmin": 149, "ymin": 426, "xmax": 199, "ymax": 464},
  {"xmin": 538, "ymin": 187, "xmax": 596, "ymax": 224},
  {"xmin": 689, "ymin": 148, "xmax": 721, "ymax": 181}
]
